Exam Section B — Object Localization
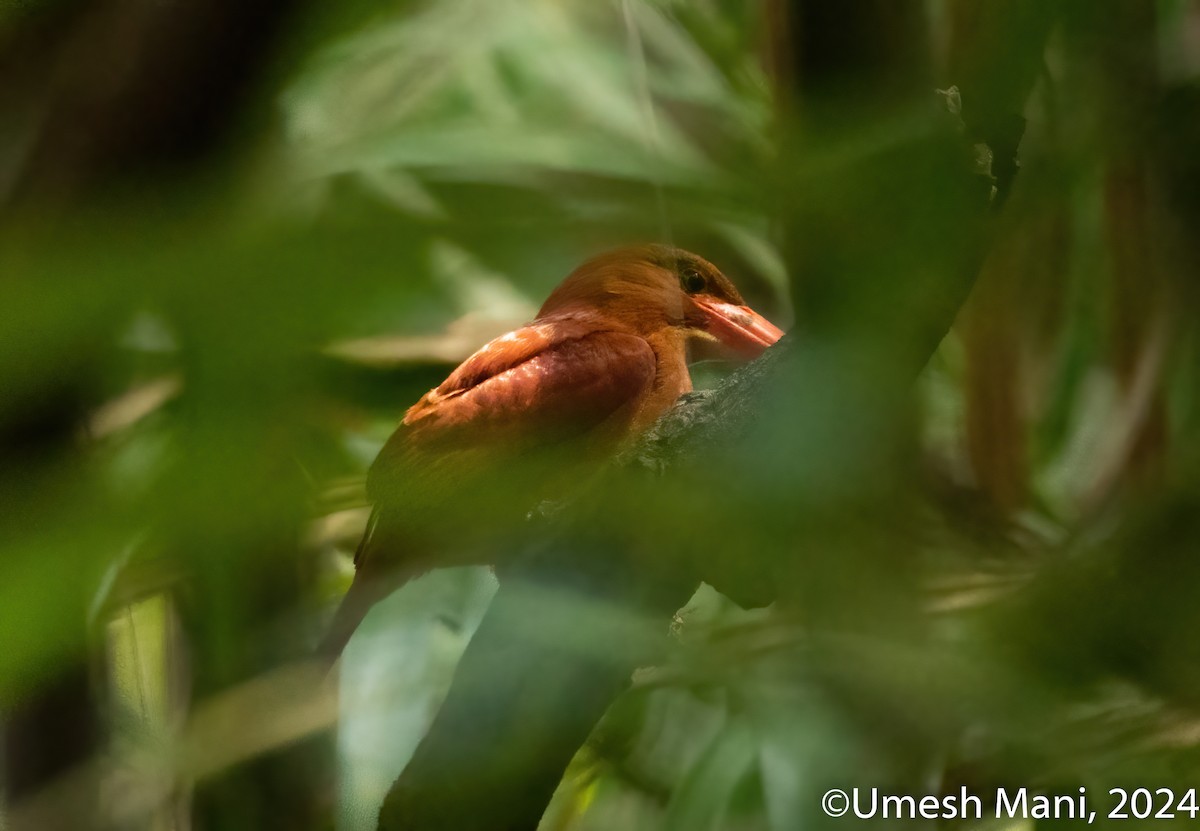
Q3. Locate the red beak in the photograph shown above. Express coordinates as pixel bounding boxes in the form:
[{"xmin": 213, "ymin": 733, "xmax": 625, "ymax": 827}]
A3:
[{"xmin": 693, "ymin": 296, "xmax": 785, "ymax": 358}]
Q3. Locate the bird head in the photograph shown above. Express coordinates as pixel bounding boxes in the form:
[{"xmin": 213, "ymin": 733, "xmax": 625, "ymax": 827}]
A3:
[{"xmin": 539, "ymin": 245, "xmax": 784, "ymax": 357}]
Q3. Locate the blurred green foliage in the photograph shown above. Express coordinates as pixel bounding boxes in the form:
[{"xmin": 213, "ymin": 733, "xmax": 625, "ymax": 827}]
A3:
[{"xmin": 2, "ymin": 1, "xmax": 1200, "ymax": 830}]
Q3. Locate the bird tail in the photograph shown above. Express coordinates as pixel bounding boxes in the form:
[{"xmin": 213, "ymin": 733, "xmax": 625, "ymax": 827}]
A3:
[
  {"xmin": 316, "ymin": 508, "xmax": 415, "ymax": 666},
  {"xmin": 316, "ymin": 574, "xmax": 381, "ymax": 665}
]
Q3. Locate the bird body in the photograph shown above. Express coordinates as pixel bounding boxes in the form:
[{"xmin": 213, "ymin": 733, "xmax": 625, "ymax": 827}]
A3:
[{"xmin": 320, "ymin": 245, "xmax": 782, "ymax": 660}]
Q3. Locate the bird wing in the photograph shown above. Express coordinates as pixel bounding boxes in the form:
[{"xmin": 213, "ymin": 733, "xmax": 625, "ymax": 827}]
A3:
[
  {"xmin": 367, "ymin": 320, "xmax": 657, "ymax": 502},
  {"xmin": 323, "ymin": 323, "xmax": 656, "ymax": 660}
]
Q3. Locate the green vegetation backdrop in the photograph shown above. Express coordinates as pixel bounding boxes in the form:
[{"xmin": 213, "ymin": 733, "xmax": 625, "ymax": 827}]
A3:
[{"xmin": 2, "ymin": 1, "xmax": 1199, "ymax": 830}]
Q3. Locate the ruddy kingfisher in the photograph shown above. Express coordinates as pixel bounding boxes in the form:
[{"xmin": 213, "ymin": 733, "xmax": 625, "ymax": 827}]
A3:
[{"xmin": 320, "ymin": 244, "xmax": 783, "ymax": 659}]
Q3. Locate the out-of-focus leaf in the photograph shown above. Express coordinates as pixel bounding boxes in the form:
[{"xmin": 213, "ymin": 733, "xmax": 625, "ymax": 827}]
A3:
[{"xmin": 662, "ymin": 713, "xmax": 756, "ymax": 831}]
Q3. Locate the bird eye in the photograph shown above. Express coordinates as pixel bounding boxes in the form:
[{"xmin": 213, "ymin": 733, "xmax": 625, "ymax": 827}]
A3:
[{"xmin": 680, "ymin": 268, "xmax": 706, "ymax": 294}]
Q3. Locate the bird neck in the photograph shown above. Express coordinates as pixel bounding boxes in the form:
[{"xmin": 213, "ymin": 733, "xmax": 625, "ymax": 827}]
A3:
[{"xmin": 631, "ymin": 328, "xmax": 692, "ymax": 435}]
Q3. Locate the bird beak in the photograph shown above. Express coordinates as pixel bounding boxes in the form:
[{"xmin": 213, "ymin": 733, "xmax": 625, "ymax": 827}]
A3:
[{"xmin": 692, "ymin": 296, "xmax": 785, "ymax": 358}]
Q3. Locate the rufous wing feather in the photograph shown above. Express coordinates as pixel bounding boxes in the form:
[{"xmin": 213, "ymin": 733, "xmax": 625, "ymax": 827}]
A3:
[{"xmin": 320, "ymin": 323, "xmax": 657, "ymax": 663}]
